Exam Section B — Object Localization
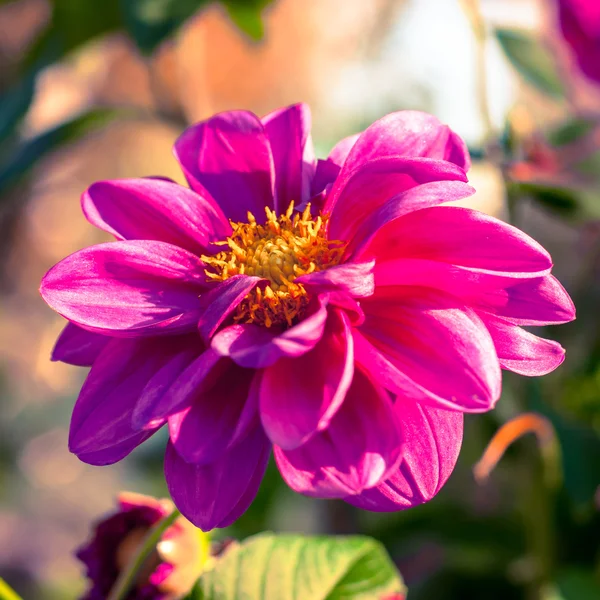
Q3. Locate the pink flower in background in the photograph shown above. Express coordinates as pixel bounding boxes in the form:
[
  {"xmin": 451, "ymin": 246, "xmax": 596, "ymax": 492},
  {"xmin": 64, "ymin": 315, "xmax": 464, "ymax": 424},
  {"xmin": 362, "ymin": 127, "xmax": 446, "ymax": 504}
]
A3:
[
  {"xmin": 77, "ymin": 492, "xmax": 205, "ymax": 600},
  {"xmin": 40, "ymin": 104, "xmax": 575, "ymax": 530},
  {"xmin": 557, "ymin": 0, "xmax": 600, "ymax": 84}
]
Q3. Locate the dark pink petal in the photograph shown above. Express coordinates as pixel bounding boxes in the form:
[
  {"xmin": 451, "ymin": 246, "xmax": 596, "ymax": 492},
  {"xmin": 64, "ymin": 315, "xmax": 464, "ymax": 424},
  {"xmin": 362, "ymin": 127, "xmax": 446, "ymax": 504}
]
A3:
[
  {"xmin": 164, "ymin": 425, "xmax": 271, "ymax": 531},
  {"xmin": 77, "ymin": 432, "xmax": 155, "ymax": 467},
  {"xmin": 81, "ymin": 178, "xmax": 231, "ymax": 255},
  {"xmin": 168, "ymin": 365, "xmax": 258, "ymax": 464},
  {"xmin": 325, "ymin": 157, "xmax": 468, "ymax": 242},
  {"xmin": 262, "ymin": 103, "xmax": 316, "ymax": 212},
  {"xmin": 40, "ymin": 240, "xmax": 206, "ymax": 336},
  {"xmin": 358, "ymin": 286, "xmax": 501, "ymax": 412},
  {"xmin": 173, "ymin": 111, "xmax": 275, "ymax": 223},
  {"xmin": 348, "ymin": 181, "xmax": 475, "ymax": 257},
  {"xmin": 51, "ymin": 322, "xmax": 109, "ymax": 366},
  {"xmin": 69, "ymin": 337, "xmax": 190, "ymax": 459},
  {"xmin": 480, "ymin": 313, "xmax": 566, "ymax": 376},
  {"xmin": 296, "ymin": 260, "xmax": 375, "ymax": 298},
  {"xmin": 134, "ymin": 348, "xmax": 222, "ymax": 429},
  {"xmin": 362, "ymin": 206, "xmax": 552, "ymax": 277},
  {"xmin": 341, "ymin": 111, "xmax": 470, "ymax": 174},
  {"xmin": 211, "ymin": 296, "xmax": 329, "ymax": 368},
  {"xmin": 197, "ymin": 275, "xmax": 264, "ymax": 342},
  {"xmin": 346, "ymin": 401, "xmax": 463, "ymax": 511},
  {"xmin": 470, "ymin": 275, "xmax": 576, "ymax": 325},
  {"xmin": 274, "ymin": 368, "xmax": 403, "ymax": 498},
  {"xmin": 260, "ymin": 310, "xmax": 353, "ymax": 449},
  {"xmin": 310, "ymin": 134, "xmax": 360, "ymax": 196}
]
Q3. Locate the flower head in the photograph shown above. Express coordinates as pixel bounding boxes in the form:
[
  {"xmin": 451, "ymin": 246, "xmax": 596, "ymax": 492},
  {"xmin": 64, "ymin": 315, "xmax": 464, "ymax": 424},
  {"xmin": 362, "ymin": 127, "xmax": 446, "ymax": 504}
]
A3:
[
  {"xmin": 40, "ymin": 104, "xmax": 575, "ymax": 530},
  {"xmin": 77, "ymin": 493, "xmax": 205, "ymax": 599}
]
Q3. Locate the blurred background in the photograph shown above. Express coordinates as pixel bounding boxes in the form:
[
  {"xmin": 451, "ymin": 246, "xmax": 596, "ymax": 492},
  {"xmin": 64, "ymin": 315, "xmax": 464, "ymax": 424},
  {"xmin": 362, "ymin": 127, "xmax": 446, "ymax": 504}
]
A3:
[{"xmin": 0, "ymin": 0, "xmax": 599, "ymax": 598}]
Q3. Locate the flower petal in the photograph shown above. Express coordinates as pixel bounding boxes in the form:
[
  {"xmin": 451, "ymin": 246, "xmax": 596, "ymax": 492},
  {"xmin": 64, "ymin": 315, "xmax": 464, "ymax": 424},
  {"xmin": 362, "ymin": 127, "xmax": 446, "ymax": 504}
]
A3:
[
  {"xmin": 164, "ymin": 424, "xmax": 271, "ymax": 531},
  {"xmin": 296, "ymin": 260, "xmax": 375, "ymax": 298},
  {"xmin": 40, "ymin": 240, "xmax": 206, "ymax": 336},
  {"xmin": 310, "ymin": 134, "xmax": 360, "ymax": 197},
  {"xmin": 346, "ymin": 401, "xmax": 463, "ymax": 511},
  {"xmin": 480, "ymin": 313, "xmax": 566, "ymax": 376},
  {"xmin": 274, "ymin": 368, "xmax": 403, "ymax": 498},
  {"xmin": 168, "ymin": 365, "xmax": 259, "ymax": 464},
  {"xmin": 260, "ymin": 310, "xmax": 353, "ymax": 449},
  {"xmin": 211, "ymin": 296, "xmax": 329, "ymax": 368},
  {"xmin": 325, "ymin": 157, "xmax": 468, "ymax": 243},
  {"xmin": 358, "ymin": 286, "xmax": 502, "ymax": 412},
  {"xmin": 262, "ymin": 103, "xmax": 316, "ymax": 212},
  {"xmin": 174, "ymin": 110, "xmax": 275, "ymax": 223},
  {"xmin": 361, "ymin": 206, "xmax": 552, "ymax": 277},
  {"xmin": 81, "ymin": 178, "xmax": 231, "ymax": 254},
  {"xmin": 51, "ymin": 322, "xmax": 109, "ymax": 366}
]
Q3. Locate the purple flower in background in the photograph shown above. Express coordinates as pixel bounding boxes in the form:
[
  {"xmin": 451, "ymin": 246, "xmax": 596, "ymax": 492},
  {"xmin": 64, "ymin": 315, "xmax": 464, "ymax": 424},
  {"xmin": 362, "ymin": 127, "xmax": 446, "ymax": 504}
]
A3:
[
  {"xmin": 77, "ymin": 493, "xmax": 204, "ymax": 599},
  {"xmin": 40, "ymin": 104, "xmax": 575, "ymax": 530},
  {"xmin": 557, "ymin": 0, "xmax": 600, "ymax": 84}
]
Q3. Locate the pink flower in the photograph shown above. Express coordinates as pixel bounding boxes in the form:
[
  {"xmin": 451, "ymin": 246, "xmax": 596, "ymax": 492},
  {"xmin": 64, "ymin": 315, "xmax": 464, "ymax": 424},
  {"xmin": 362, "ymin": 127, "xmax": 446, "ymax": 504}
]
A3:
[
  {"xmin": 40, "ymin": 105, "xmax": 575, "ymax": 530},
  {"xmin": 76, "ymin": 492, "xmax": 205, "ymax": 599},
  {"xmin": 556, "ymin": 0, "xmax": 600, "ymax": 84}
]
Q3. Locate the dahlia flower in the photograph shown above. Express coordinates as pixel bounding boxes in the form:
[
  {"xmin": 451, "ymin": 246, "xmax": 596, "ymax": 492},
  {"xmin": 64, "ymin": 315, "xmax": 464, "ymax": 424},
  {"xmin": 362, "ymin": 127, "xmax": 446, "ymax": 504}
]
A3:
[
  {"xmin": 77, "ymin": 492, "xmax": 205, "ymax": 599},
  {"xmin": 556, "ymin": 0, "xmax": 600, "ymax": 85},
  {"xmin": 40, "ymin": 104, "xmax": 574, "ymax": 530}
]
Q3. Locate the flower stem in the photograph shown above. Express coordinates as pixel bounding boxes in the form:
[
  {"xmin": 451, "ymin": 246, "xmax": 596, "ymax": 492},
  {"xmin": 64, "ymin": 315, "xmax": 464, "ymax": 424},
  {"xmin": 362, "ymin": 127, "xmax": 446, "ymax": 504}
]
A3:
[
  {"xmin": 0, "ymin": 579, "xmax": 22, "ymax": 600},
  {"xmin": 107, "ymin": 508, "xmax": 181, "ymax": 600}
]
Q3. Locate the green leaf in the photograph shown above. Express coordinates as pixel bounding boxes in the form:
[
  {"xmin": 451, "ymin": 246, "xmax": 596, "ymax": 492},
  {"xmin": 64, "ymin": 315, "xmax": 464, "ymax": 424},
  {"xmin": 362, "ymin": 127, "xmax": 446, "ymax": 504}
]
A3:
[
  {"xmin": 186, "ymin": 533, "xmax": 405, "ymax": 600},
  {"xmin": 495, "ymin": 28, "xmax": 565, "ymax": 98},
  {"xmin": 0, "ymin": 108, "xmax": 125, "ymax": 196},
  {"xmin": 556, "ymin": 569, "xmax": 600, "ymax": 600},
  {"xmin": 547, "ymin": 118, "xmax": 595, "ymax": 147},
  {"xmin": 507, "ymin": 181, "xmax": 580, "ymax": 218}
]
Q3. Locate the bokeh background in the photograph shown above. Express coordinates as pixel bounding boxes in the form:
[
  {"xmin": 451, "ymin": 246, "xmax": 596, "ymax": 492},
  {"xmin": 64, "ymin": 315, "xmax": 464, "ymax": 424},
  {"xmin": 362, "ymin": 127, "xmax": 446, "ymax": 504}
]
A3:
[{"xmin": 0, "ymin": 0, "xmax": 599, "ymax": 598}]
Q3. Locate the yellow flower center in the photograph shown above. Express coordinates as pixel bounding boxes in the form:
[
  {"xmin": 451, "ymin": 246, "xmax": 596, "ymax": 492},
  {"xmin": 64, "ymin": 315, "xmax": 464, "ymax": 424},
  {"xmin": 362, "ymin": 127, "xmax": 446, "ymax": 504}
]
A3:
[{"xmin": 201, "ymin": 202, "xmax": 345, "ymax": 327}]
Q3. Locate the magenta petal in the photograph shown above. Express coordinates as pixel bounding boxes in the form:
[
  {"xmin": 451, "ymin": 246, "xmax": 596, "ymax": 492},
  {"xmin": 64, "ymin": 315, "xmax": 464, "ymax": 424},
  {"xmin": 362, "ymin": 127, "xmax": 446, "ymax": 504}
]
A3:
[
  {"xmin": 52, "ymin": 322, "xmax": 109, "ymax": 366},
  {"xmin": 40, "ymin": 240, "xmax": 206, "ymax": 336},
  {"xmin": 81, "ymin": 178, "xmax": 231, "ymax": 254},
  {"xmin": 349, "ymin": 181, "xmax": 475, "ymax": 258},
  {"xmin": 262, "ymin": 103, "xmax": 316, "ymax": 212},
  {"xmin": 325, "ymin": 157, "xmax": 468, "ymax": 242},
  {"xmin": 164, "ymin": 425, "xmax": 271, "ymax": 531},
  {"xmin": 358, "ymin": 287, "xmax": 501, "ymax": 412},
  {"xmin": 274, "ymin": 368, "xmax": 403, "ymax": 498},
  {"xmin": 197, "ymin": 275, "xmax": 264, "ymax": 342},
  {"xmin": 211, "ymin": 296, "xmax": 329, "ymax": 368},
  {"xmin": 69, "ymin": 337, "xmax": 183, "ymax": 459},
  {"xmin": 296, "ymin": 260, "xmax": 375, "ymax": 298},
  {"xmin": 480, "ymin": 313, "xmax": 566, "ymax": 376},
  {"xmin": 168, "ymin": 366, "xmax": 258, "ymax": 464},
  {"xmin": 260, "ymin": 310, "xmax": 353, "ymax": 450},
  {"xmin": 363, "ymin": 206, "xmax": 552, "ymax": 277},
  {"xmin": 341, "ymin": 110, "xmax": 470, "ymax": 173},
  {"xmin": 173, "ymin": 110, "xmax": 275, "ymax": 223},
  {"xmin": 346, "ymin": 401, "xmax": 463, "ymax": 511},
  {"xmin": 310, "ymin": 134, "xmax": 360, "ymax": 196},
  {"xmin": 77, "ymin": 432, "xmax": 155, "ymax": 466}
]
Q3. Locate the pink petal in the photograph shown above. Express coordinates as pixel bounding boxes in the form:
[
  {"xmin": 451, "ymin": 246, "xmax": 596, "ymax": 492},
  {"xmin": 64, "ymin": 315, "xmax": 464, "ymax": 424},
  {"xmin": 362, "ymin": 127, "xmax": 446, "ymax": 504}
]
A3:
[
  {"xmin": 325, "ymin": 157, "xmax": 468, "ymax": 243},
  {"xmin": 164, "ymin": 425, "xmax": 271, "ymax": 531},
  {"xmin": 211, "ymin": 296, "xmax": 329, "ymax": 368},
  {"xmin": 358, "ymin": 286, "xmax": 501, "ymax": 412},
  {"xmin": 168, "ymin": 366, "xmax": 259, "ymax": 464},
  {"xmin": 274, "ymin": 368, "xmax": 403, "ymax": 498},
  {"xmin": 262, "ymin": 103, "xmax": 316, "ymax": 212},
  {"xmin": 197, "ymin": 275, "xmax": 264, "ymax": 342},
  {"xmin": 310, "ymin": 134, "xmax": 360, "ymax": 197},
  {"xmin": 81, "ymin": 178, "xmax": 231, "ymax": 254},
  {"xmin": 77, "ymin": 433, "xmax": 155, "ymax": 466},
  {"xmin": 260, "ymin": 310, "xmax": 353, "ymax": 449},
  {"xmin": 40, "ymin": 240, "xmax": 207, "ymax": 336},
  {"xmin": 346, "ymin": 401, "xmax": 463, "ymax": 510},
  {"xmin": 296, "ymin": 260, "xmax": 375, "ymax": 298},
  {"xmin": 173, "ymin": 110, "xmax": 275, "ymax": 223},
  {"xmin": 361, "ymin": 206, "xmax": 552, "ymax": 277},
  {"xmin": 480, "ymin": 313, "xmax": 566, "ymax": 376},
  {"xmin": 51, "ymin": 322, "xmax": 109, "ymax": 366}
]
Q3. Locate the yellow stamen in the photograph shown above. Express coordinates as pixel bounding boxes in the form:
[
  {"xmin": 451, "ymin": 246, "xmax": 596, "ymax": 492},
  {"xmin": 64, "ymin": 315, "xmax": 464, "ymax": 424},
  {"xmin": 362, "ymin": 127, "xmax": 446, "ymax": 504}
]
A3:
[{"xmin": 201, "ymin": 202, "xmax": 345, "ymax": 327}]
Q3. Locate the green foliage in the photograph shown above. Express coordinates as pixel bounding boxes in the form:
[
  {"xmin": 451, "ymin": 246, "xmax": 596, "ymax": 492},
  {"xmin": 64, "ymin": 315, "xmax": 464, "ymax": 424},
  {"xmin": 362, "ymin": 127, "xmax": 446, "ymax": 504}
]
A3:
[
  {"xmin": 185, "ymin": 533, "xmax": 405, "ymax": 600},
  {"xmin": 547, "ymin": 118, "xmax": 595, "ymax": 147},
  {"xmin": 495, "ymin": 28, "xmax": 565, "ymax": 98},
  {"xmin": 556, "ymin": 570, "xmax": 600, "ymax": 600}
]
